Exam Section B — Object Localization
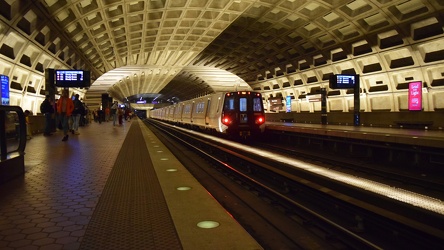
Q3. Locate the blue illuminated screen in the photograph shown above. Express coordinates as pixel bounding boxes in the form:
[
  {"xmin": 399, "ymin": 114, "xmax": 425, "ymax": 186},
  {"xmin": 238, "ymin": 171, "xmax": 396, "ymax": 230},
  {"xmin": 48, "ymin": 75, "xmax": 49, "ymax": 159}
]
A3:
[{"xmin": 0, "ymin": 75, "xmax": 10, "ymax": 105}]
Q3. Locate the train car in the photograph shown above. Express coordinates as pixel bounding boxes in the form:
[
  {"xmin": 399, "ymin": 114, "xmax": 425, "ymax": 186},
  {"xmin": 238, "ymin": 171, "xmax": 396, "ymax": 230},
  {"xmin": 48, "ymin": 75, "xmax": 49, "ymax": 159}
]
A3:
[
  {"xmin": 150, "ymin": 91, "xmax": 265, "ymax": 137},
  {"xmin": 220, "ymin": 91, "xmax": 265, "ymax": 137}
]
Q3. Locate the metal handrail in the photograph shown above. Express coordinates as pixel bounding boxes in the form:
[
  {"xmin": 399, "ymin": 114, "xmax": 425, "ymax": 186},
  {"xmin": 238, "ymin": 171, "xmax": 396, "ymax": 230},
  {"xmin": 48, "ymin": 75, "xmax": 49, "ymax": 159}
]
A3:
[{"xmin": 0, "ymin": 105, "xmax": 26, "ymax": 160}]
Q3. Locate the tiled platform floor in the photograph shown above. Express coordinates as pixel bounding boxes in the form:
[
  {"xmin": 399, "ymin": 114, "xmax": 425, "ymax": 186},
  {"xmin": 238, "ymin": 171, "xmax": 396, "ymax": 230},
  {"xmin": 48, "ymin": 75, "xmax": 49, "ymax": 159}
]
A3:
[
  {"xmin": 0, "ymin": 119, "xmax": 130, "ymax": 249},
  {"xmin": 0, "ymin": 118, "xmax": 262, "ymax": 250}
]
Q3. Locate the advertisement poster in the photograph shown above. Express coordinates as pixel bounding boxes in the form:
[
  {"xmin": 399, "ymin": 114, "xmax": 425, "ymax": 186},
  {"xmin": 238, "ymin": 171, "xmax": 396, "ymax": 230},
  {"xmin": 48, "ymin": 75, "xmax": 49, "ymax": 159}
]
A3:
[
  {"xmin": 269, "ymin": 97, "xmax": 282, "ymax": 112},
  {"xmin": 286, "ymin": 96, "xmax": 291, "ymax": 113},
  {"xmin": 408, "ymin": 81, "xmax": 422, "ymax": 111},
  {"xmin": 0, "ymin": 75, "xmax": 9, "ymax": 105}
]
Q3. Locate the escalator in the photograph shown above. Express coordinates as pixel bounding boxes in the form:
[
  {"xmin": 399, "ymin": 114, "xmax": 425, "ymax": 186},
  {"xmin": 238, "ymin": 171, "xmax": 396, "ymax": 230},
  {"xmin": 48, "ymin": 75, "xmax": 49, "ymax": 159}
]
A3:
[{"xmin": 0, "ymin": 106, "xmax": 26, "ymax": 184}]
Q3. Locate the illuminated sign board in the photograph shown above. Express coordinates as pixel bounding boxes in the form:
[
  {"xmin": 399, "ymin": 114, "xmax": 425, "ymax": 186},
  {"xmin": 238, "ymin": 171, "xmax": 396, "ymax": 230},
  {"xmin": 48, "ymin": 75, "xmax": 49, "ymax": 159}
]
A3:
[
  {"xmin": 54, "ymin": 70, "xmax": 91, "ymax": 88},
  {"xmin": 408, "ymin": 81, "xmax": 422, "ymax": 111},
  {"xmin": 0, "ymin": 75, "xmax": 10, "ymax": 105},
  {"xmin": 286, "ymin": 96, "xmax": 291, "ymax": 112},
  {"xmin": 329, "ymin": 74, "xmax": 359, "ymax": 89}
]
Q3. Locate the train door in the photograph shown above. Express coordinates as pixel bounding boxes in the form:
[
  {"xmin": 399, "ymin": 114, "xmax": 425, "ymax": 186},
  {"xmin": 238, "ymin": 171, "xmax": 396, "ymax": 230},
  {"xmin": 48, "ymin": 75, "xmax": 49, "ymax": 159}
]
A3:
[
  {"xmin": 239, "ymin": 96, "xmax": 248, "ymax": 124},
  {"xmin": 179, "ymin": 104, "xmax": 184, "ymax": 123},
  {"xmin": 190, "ymin": 101, "xmax": 195, "ymax": 124},
  {"xmin": 205, "ymin": 99, "xmax": 211, "ymax": 125},
  {"xmin": 174, "ymin": 105, "xmax": 180, "ymax": 123},
  {"xmin": 183, "ymin": 103, "xmax": 191, "ymax": 124}
]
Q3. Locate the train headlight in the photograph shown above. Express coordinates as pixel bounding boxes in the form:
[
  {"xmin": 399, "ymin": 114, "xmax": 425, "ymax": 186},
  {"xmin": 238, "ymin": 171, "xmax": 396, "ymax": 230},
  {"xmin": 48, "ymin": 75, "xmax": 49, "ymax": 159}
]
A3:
[
  {"xmin": 222, "ymin": 116, "xmax": 231, "ymax": 125},
  {"xmin": 256, "ymin": 116, "xmax": 265, "ymax": 125}
]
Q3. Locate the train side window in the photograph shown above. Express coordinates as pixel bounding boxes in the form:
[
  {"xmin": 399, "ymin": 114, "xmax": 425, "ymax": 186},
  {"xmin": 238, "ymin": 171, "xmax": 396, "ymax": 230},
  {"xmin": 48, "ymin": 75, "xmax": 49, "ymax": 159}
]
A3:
[
  {"xmin": 253, "ymin": 98, "xmax": 262, "ymax": 112},
  {"xmin": 184, "ymin": 104, "xmax": 191, "ymax": 113},
  {"xmin": 240, "ymin": 98, "xmax": 247, "ymax": 112},
  {"xmin": 199, "ymin": 102, "xmax": 204, "ymax": 113}
]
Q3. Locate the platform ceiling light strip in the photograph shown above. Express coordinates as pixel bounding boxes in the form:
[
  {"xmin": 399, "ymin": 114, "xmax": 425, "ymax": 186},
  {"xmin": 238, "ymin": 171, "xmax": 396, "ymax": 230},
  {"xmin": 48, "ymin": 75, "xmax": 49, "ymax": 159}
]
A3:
[{"xmin": 179, "ymin": 127, "xmax": 444, "ymax": 215}]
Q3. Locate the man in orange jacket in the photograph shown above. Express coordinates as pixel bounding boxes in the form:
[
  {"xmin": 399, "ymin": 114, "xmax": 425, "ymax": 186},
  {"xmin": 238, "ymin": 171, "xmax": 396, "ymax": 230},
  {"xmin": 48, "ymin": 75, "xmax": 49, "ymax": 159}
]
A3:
[{"xmin": 57, "ymin": 89, "xmax": 74, "ymax": 141}]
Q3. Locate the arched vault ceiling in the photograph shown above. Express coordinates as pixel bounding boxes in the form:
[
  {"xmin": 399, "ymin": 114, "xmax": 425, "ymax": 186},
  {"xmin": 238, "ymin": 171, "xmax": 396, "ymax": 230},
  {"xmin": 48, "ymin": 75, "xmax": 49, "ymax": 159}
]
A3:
[
  {"xmin": 34, "ymin": 0, "xmax": 444, "ymax": 107},
  {"xmin": 99, "ymin": 65, "xmax": 250, "ymax": 102}
]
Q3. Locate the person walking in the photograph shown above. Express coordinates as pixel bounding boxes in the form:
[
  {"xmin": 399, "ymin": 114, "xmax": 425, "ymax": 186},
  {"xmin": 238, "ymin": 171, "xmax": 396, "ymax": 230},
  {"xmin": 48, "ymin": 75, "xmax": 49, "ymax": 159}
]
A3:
[
  {"xmin": 40, "ymin": 95, "xmax": 54, "ymax": 136},
  {"xmin": 71, "ymin": 94, "xmax": 83, "ymax": 135},
  {"xmin": 56, "ymin": 89, "xmax": 74, "ymax": 141}
]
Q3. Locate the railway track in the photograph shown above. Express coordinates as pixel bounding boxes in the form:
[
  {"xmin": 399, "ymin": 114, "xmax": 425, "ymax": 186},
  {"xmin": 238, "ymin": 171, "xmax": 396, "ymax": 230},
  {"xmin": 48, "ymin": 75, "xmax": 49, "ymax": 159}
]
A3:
[
  {"xmin": 144, "ymin": 119, "xmax": 444, "ymax": 249},
  {"xmin": 256, "ymin": 141, "xmax": 444, "ymax": 200}
]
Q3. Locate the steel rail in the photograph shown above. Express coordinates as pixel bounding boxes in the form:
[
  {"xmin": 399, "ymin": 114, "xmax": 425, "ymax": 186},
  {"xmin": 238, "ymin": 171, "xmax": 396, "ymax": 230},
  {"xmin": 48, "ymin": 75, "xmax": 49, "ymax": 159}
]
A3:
[{"xmin": 146, "ymin": 119, "xmax": 384, "ymax": 249}]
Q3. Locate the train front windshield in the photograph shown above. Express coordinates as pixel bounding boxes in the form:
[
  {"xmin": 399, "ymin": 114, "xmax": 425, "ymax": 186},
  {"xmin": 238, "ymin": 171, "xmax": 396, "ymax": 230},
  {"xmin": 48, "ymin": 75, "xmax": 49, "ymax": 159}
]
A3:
[
  {"xmin": 224, "ymin": 97, "xmax": 235, "ymax": 110},
  {"xmin": 224, "ymin": 94, "xmax": 263, "ymax": 111},
  {"xmin": 253, "ymin": 98, "xmax": 262, "ymax": 112}
]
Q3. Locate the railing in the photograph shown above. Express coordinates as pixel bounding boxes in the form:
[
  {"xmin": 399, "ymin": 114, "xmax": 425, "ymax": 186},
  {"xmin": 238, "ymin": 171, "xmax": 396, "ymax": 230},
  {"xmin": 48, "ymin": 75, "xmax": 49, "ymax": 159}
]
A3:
[{"xmin": 0, "ymin": 105, "xmax": 26, "ymax": 160}]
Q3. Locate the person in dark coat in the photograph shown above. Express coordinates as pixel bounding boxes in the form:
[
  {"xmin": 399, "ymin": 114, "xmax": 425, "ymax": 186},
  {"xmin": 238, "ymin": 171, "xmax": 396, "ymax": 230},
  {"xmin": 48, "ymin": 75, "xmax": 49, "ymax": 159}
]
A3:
[{"xmin": 41, "ymin": 95, "xmax": 55, "ymax": 136}]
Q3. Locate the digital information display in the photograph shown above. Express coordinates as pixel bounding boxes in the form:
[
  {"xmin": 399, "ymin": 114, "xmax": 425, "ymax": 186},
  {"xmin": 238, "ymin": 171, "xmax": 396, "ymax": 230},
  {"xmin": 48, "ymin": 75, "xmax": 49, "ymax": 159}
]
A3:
[
  {"xmin": 336, "ymin": 75, "xmax": 355, "ymax": 88},
  {"xmin": 329, "ymin": 74, "xmax": 359, "ymax": 89},
  {"xmin": 0, "ymin": 75, "xmax": 10, "ymax": 105},
  {"xmin": 54, "ymin": 70, "xmax": 90, "ymax": 88},
  {"xmin": 56, "ymin": 70, "xmax": 84, "ymax": 82},
  {"xmin": 408, "ymin": 81, "xmax": 422, "ymax": 111}
]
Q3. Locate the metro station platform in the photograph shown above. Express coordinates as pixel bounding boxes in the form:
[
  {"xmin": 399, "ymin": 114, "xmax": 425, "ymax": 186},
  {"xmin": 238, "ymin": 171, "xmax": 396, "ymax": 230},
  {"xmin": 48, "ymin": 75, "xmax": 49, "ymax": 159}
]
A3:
[
  {"xmin": 0, "ymin": 119, "xmax": 262, "ymax": 249},
  {"xmin": 265, "ymin": 121, "xmax": 444, "ymax": 149}
]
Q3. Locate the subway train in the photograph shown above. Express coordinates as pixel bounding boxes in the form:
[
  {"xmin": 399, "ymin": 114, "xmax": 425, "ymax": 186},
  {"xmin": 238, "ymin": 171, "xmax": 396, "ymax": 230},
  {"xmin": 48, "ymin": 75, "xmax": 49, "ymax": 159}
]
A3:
[{"xmin": 150, "ymin": 91, "xmax": 265, "ymax": 137}]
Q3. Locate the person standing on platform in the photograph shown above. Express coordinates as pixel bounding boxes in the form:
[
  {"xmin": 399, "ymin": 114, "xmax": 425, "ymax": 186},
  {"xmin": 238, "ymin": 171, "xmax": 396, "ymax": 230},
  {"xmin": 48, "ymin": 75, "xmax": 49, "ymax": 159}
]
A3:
[
  {"xmin": 24, "ymin": 110, "xmax": 32, "ymax": 140},
  {"xmin": 92, "ymin": 109, "xmax": 98, "ymax": 123},
  {"xmin": 118, "ymin": 107, "xmax": 124, "ymax": 126},
  {"xmin": 57, "ymin": 89, "xmax": 74, "ymax": 141},
  {"xmin": 111, "ymin": 101, "xmax": 118, "ymax": 126},
  {"xmin": 97, "ymin": 108, "xmax": 104, "ymax": 124},
  {"xmin": 40, "ymin": 95, "xmax": 54, "ymax": 136},
  {"xmin": 105, "ymin": 105, "xmax": 110, "ymax": 122},
  {"xmin": 71, "ymin": 94, "xmax": 83, "ymax": 135}
]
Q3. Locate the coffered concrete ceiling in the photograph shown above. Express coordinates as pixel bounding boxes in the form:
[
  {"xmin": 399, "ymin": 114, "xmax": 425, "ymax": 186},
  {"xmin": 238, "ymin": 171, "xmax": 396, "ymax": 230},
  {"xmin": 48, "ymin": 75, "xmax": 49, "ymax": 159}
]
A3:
[{"xmin": 23, "ymin": 0, "xmax": 444, "ymax": 107}]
